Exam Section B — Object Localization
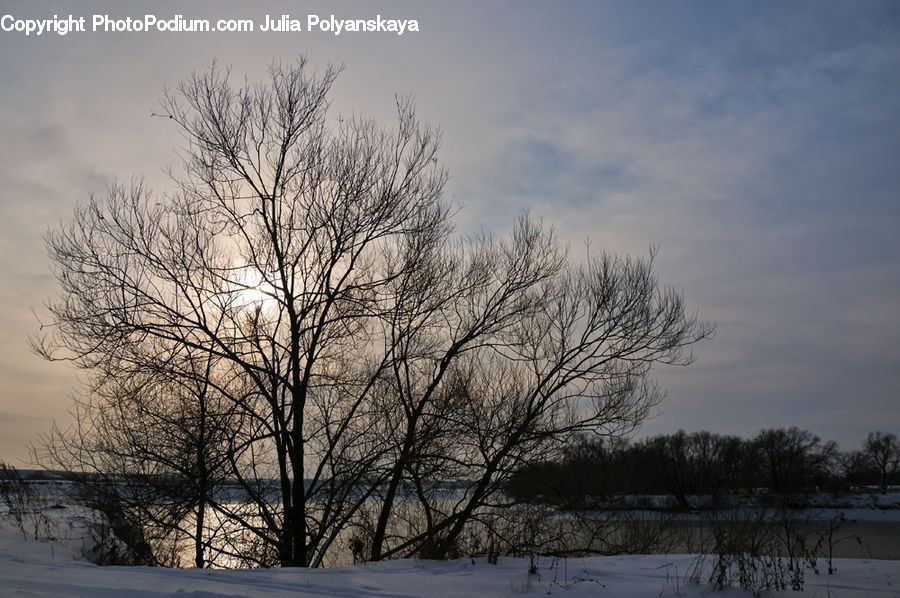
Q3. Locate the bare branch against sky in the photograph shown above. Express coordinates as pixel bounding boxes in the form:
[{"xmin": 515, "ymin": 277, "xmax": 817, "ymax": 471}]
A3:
[{"xmin": 1, "ymin": 1, "xmax": 898, "ymax": 464}]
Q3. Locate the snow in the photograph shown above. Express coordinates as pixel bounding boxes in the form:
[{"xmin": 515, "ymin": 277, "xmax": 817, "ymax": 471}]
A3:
[
  {"xmin": 2, "ymin": 524, "xmax": 900, "ymax": 598},
  {"xmin": 2, "ymin": 483, "xmax": 899, "ymax": 596}
]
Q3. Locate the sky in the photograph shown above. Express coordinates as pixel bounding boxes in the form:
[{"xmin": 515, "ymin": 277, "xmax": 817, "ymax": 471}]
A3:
[{"xmin": 1, "ymin": 1, "xmax": 898, "ymax": 465}]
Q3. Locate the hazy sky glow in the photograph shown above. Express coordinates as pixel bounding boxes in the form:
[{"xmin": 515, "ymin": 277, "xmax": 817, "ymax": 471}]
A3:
[{"xmin": 1, "ymin": 1, "xmax": 898, "ymax": 464}]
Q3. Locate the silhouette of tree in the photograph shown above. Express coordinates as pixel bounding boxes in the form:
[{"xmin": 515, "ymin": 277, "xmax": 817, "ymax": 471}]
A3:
[{"xmin": 34, "ymin": 58, "xmax": 711, "ymax": 567}]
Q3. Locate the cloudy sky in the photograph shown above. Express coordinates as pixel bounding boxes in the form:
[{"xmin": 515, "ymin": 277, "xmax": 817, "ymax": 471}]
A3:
[{"xmin": 1, "ymin": 1, "xmax": 898, "ymax": 464}]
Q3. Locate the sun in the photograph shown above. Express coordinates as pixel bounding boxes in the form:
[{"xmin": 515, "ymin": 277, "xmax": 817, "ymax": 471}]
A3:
[{"xmin": 228, "ymin": 264, "xmax": 279, "ymax": 311}]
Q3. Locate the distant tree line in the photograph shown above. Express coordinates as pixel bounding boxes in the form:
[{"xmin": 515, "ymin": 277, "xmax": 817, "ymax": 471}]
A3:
[{"xmin": 508, "ymin": 429, "xmax": 900, "ymax": 508}]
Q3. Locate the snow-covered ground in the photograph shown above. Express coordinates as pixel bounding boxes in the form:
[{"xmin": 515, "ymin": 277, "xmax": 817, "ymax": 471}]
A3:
[
  {"xmin": 580, "ymin": 489, "xmax": 900, "ymax": 518},
  {"xmin": 2, "ymin": 481, "xmax": 899, "ymax": 596},
  {"xmin": 2, "ymin": 524, "xmax": 899, "ymax": 598}
]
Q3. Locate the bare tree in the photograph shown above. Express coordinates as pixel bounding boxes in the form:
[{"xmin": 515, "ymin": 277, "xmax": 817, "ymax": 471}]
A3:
[
  {"xmin": 863, "ymin": 431, "xmax": 900, "ymax": 494},
  {"xmin": 753, "ymin": 428, "xmax": 837, "ymax": 496},
  {"xmin": 38, "ymin": 342, "xmax": 242, "ymax": 567},
  {"xmin": 34, "ymin": 58, "xmax": 711, "ymax": 567}
]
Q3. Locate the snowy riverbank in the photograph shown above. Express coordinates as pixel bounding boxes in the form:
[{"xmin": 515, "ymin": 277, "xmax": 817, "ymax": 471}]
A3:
[{"xmin": 2, "ymin": 523, "xmax": 900, "ymax": 598}]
